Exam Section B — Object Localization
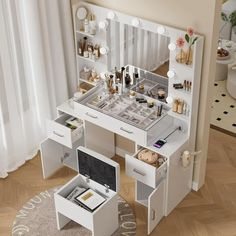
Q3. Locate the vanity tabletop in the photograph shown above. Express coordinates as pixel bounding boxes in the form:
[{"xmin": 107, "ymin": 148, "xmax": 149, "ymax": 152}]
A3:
[{"xmin": 76, "ymin": 85, "xmax": 169, "ymax": 131}]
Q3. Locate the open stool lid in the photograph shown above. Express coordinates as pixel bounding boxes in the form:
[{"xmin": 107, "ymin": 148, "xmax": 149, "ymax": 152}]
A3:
[{"xmin": 77, "ymin": 146, "xmax": 120, "ymax": 192}]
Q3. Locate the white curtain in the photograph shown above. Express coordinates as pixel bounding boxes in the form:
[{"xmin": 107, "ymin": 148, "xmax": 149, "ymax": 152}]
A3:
[
  {"xmin": 109, "ymin": 20, "xmax": 170, "ymax": 72},
  {"xmin": 0, "ymin": 0, "xmax": 76, "ymax": 178}
]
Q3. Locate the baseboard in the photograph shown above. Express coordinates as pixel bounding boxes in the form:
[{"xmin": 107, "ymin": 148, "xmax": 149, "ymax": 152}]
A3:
[
  {"xmin": 115, "ymin": 147, "xmax": 133, "ymax": 158},
  {"xmin": 191, "ymin": 181, "xmax": 199, "ymax": 191}
]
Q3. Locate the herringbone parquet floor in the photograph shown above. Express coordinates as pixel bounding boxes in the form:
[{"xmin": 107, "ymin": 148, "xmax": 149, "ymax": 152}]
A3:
[{"xmin": 1, "ymin": 128, "xmax": 236, "ymax": 236}]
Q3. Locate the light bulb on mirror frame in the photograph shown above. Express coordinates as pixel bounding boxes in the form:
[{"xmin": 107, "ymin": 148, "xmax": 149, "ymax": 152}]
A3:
[
  {"xmin": 99, "ymin": 20, "xmax": 108, "ymax": 30},
  {"xmin": 167, "ymin": 70, "xmax": 175, "ymax": 79},
  {"xmin": 168, "ymin": 43, "xmax": 176, "ymax": 51},
  {"xmin": 166, "ymin": 96, "xmax": 174, "ymax": 105},
  {"xmin": 107, "ymin": 11, "xmax": 116, "ymax": 20},
  {"xmin": 100, "ymin": 46, "xmax": 109, "ymax": 55},
  {"xmin": 157, "ymin": 25, "xmax": 166, "ymax": 35},
  {"xmin": 132, "ymin": 18, "xmax": 140, "ymax": 27}
]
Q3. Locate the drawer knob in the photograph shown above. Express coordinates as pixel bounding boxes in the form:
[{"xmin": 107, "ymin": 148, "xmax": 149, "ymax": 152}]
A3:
[
  {"xmin": 133, "ymin": 168, "xmax": 146, "ymax": 176},
  {"xmin": 120, "ymin": 127, "xmax": 133, "ymax": 134},
  {"xmin": 53, "ymin": 131, "xmax": 64, "ymax": 137},
  {"xmin": 86, "ymin": 112, "xmax": 98, "ymax": 119}
]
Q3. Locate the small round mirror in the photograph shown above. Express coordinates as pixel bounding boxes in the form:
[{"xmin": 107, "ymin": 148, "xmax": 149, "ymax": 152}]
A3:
[{"xmin": 76, "ymin": 7, "xmax": 87, "ymax": 20}]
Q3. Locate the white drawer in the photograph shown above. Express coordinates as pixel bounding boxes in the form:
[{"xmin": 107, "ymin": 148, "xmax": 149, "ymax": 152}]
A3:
[
  {"xmin": 47, "ymin": 114, "xmax": 83, "ymax": 148},
  {"xmin": 75, "ymin": 102, "xmax": 148, "ymax": 145},
  {"xmin": 125, "ymin": 149, "xmax": 167, "ymax": 188},
  {"xmin": 54, "ymin": 174, "xmax": 118, "ymax": 235}
]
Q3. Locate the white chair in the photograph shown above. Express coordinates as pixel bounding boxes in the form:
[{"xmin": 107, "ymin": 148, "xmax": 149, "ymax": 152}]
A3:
[{"xmin": 226, "ymin": 64, "xmax": 236, "ymax": 99}]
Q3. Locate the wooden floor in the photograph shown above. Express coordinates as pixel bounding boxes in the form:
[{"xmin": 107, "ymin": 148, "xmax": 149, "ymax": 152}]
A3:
[{"xmin": 1, "ymin": 128, "xmax": 236, "ymax": 236}]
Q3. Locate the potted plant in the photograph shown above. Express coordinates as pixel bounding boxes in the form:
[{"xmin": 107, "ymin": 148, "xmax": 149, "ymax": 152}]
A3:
[{"xmin": 185, "ymin": 27, "xmax": 198, "ymax": 65}]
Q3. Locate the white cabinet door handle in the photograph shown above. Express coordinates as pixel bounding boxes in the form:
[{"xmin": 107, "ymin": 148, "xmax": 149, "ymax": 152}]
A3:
[
  {"xmin": 86, "ymin": 112, "xmax": 98, "ymax": 119},
  {"xmin": 53, "ymin": 131, "xmax": 64, "ymax": 137},
  {"xmin": 120, "ymin": 127, "xmax": 133, "ymax": 134},
  {"xmin": 151, "ymin": 209, "xmax": 156, "ymax": 220},
  {"xmin": 133, "ymin": 168, "xmax": 146, "ymax": 176}
]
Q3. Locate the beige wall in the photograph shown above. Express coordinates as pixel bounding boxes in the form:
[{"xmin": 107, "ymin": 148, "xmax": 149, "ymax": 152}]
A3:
[{"xmin": 72, "ymin": 0, "xmax": 222, "ymax": 189}]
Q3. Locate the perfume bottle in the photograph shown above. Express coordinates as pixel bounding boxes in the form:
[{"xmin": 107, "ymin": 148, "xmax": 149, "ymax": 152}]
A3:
[
  {"xmin": 89, "ymin": 14, "xmax": 96, "ymax": 35},
  {"xmin": 77, "ymin": 39, "xmax": 83, "ymax": 56},
  {"xmin": 83, "ymin": 37, "xmax": 88, "ymax": 58},
  {"xmin": 84, "ymin": 19, "xmax": 89, "ymax": 33}
]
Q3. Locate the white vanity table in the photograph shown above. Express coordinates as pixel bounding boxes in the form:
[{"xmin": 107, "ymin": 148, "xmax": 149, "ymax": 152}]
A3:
[{"xmin": 40, "ymin": 1, "xmax": 204, "ymax": 235}]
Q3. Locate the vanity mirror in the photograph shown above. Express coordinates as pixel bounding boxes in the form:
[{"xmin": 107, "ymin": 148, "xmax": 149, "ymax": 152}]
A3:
[{"xmin": 107, "ymin": 20, "xmax": 170, "ymax": 78}]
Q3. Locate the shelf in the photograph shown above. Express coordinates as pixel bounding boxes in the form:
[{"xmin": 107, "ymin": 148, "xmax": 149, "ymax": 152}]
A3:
[
  {"xmin": 167, "ymin": 110, "xmax": 189, "ymax": 122},
  {"xmin": 79, "ymin": 77, "xmax": 101, "ymax": 86},
  {"xmin": 172, "ymin": 88, "xmax": 192, "ymax": 95},
  {"xmin": 77, "ymin": 55, "xmax": 96, "ymax": 63},
  {"xmin": 76, "ymin": 30, "xmax": 95, "ymax": 38}
]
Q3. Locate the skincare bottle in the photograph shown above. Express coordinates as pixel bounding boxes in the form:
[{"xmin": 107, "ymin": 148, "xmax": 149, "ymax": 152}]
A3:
[
  {"xmin": 84, "ymin": 19, "xmax": 89, "ymax": 33},
  {"xmin": 172, "ymin": 99, "xmax": 178, "ymax": 112},
  {"xmin": 177, "ymin": 99, "xmax": 184, "ymax": 114},
  {"xmin": 82, "ymin": 37, "xmax": 88, "ymax": 58},
  {"xmin": 94, "ymin": 44, "xmax": 100, "ymax": 59},
  {"xmin": 77, "ymin": 39, "xmax": 83, "ymax": 56},
  {"xmin": 89, "ymin": 14, "xmax": 96, "ymax": 35},
  {"xmin": 87, "ymin": 42, "xmax": 93, "ymax": 59}
]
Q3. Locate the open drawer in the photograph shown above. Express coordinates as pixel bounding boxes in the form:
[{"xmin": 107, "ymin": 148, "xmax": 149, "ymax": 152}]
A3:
[
  {"xmin": 125, "ymin": 148, "xmax": 167, "ymax": 188},
  {"xmin": 47, "ymin": 113, "xmax": 83, "ymax": 148},
  {"xmin": 136, "ymin": 180, "xmax": 165, "ymax": 235}
]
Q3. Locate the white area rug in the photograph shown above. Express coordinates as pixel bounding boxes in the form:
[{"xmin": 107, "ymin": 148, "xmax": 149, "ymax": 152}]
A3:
[{"xmin": 12, "ymin": 186, "xmax": 136, "ymax": 236}]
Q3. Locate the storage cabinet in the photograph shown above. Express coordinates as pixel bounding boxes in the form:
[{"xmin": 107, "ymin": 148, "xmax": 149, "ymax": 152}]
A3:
[
  {"xmin": 136, "ymin": 180, "xmax": 165, "ymax": 235},
  {"xmin": 40, "ymin": 138, "xmax": 84, "ymax": 179}
]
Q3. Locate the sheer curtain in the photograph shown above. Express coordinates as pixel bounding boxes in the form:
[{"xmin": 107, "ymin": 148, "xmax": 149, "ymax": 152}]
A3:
[{"xmin": 0, "ymin": 0, "xmax": 76, "ymax": 178}]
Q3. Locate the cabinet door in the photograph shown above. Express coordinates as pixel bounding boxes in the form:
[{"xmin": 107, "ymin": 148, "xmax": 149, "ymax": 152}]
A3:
[
  {"xmin": 40, "ymin": 139, "xmax": 64, "ymax": 179},
  {"xmin": 148, "ymin": 181, "xmax": 165, "ymax": 235}
]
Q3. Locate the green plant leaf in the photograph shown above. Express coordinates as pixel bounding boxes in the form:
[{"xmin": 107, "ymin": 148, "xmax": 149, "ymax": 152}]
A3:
[
  {"xmin": 229, "ymin": 11, "xmax": 236, "ymax": 27},
  {"xmin": 185, "ymin": 34, "xmax": 190, "ymax": 43},
  {"xmin": 191, "ymin": 37, "xmax": 198, "ymax": 45},
  {"xmin": 221, "ymin": 12, "xmax": 228, "ymax": 22}
]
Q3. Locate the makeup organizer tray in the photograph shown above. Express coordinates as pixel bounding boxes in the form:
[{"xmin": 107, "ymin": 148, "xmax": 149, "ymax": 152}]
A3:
[
  {"xmin": 85, "ymin": 92, "xmax": 167, "ymax": 130},
  {"xmin": 131, "ymin": 78, "xmax": 168, "ymax": 101}
]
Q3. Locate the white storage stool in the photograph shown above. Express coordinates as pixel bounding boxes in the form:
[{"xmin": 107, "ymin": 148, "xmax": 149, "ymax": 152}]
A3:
[
  {"xmin": 54, "ymin": 146, "xmax": 120, "ymax": 236},
  {"xmin": 226, "ymin": 65, "xmax": 236, "ymax": 99}
]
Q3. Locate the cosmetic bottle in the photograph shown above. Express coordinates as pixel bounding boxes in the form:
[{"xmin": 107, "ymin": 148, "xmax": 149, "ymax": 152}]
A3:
[
  {"xmin": 89, "ymin": 14, "xmax": 96, "ymax": 35},
  {"xmin": 133, "ymin": 73, "xmax": 139, "ymax": 86},
  {"xmin": 172, "ymin": 99, "xmax": 178, "ymax": 112},
  {"xmin": 82, "ymin": 37, "xmax": 88, "ymax": 58},
  {"xmin": 84, "ymin": 19, "xmax": 89, "ymax": 33},
  {"xmin": 177, "ymin": 99, "xmax": 184, "ymax": 114},
  {"xmin": 94, "ymin": 44, "xmax": 100, "ymax": 59},
  {"xmin": 87, "ymin": 42, "xmax": 93, "ymax": 59},
  {"xmin": 77, "ymin": 39, "xmax": 83, "ymax": 56}
]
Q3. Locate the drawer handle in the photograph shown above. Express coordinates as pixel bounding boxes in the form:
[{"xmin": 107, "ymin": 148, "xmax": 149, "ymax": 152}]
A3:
[
  {"xmin": 133, "ymin": 168, "xmax": 146, "ymax": 176},
  {"xmin": 120, "ymin": 127, "xmax": 133, "ymax": 134},
  {"xmin": 86, "ymin": 112, "xmax": 98, "ymax": 119},
  {"xmin": 151, "ymin": 209, "xmax": 156, "ymax": 221},
  {"xmin": 53, "ymin": 131, "xmax": 64, "ymax": 137}
]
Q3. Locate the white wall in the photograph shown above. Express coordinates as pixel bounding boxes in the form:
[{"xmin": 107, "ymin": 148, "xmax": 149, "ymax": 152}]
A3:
[{"xmin": 71, "ymin": 0, "xmax": 222, "ymax": 189}]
